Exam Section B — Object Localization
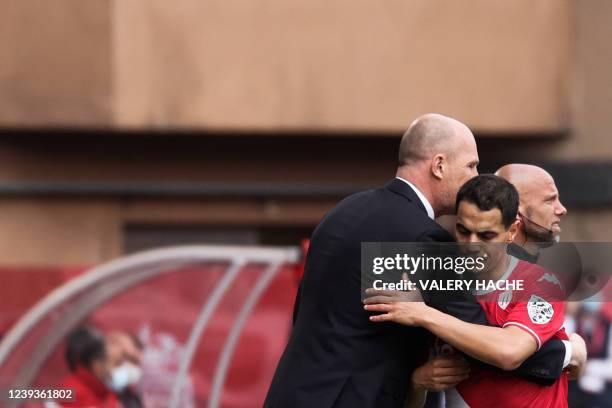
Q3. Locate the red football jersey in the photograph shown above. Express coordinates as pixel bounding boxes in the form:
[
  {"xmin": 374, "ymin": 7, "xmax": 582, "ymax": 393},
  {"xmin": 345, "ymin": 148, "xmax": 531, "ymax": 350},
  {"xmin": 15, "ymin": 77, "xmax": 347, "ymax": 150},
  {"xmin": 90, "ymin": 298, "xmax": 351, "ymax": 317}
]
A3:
[
  {"xmin": 59, "ymin": 365, "xmax": 121, "ymax": 408},
  {"xmin": 452, "ymin": 256, "xmax": 569, "ymax": 408}
]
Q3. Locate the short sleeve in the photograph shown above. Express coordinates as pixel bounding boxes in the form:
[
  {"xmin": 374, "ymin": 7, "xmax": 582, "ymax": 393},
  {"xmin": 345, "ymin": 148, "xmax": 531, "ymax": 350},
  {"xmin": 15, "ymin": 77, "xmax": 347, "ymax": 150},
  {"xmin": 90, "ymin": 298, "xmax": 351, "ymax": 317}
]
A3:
[{"xmin": 503, "ymin": 295, "xmax": 565, "ymax": 349}]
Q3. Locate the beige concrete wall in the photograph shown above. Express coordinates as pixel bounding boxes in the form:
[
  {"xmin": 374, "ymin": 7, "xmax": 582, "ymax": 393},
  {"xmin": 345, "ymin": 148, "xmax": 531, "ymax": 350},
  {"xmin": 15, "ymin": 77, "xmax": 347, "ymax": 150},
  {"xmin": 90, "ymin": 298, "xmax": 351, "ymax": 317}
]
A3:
[
  {"xmin": 469, "ymin": 0, "xmax": 612, "ymax": 160},
  {"xmin": 0, "ymin": 0, "xmax": 572, "ymax": 132},
  {"xmin": 111, "ymin": 0, "xmax": 571, "ymax": 132},
  {"xmin": 548, "ymin": 0, "xmax": 612, "ymax": 160},
  {"xmin": 0, "ymin": 0, "xmax": 112, "ymax": 126},
  {"xmin": 0, "ymin": 199, "xmax": 121, "ymax": 265}
]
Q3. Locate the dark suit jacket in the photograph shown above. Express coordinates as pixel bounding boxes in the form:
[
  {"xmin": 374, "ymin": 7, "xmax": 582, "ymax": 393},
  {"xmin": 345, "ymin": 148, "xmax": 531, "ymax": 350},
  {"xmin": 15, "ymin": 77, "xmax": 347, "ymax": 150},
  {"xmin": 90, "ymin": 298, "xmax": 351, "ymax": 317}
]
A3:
[{"xmin": 264, "ymin": 179, "xmax": 565, "ymax": 408}]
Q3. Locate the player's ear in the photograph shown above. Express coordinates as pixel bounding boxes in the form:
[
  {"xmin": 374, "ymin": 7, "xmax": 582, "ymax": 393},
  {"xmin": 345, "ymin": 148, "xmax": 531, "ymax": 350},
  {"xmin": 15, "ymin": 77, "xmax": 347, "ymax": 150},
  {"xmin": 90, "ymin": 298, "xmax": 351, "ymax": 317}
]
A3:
[
  {"xmin": 431, "ymin": 154, "xmax": 445, "ymax": 180},
  {"xmin": 507, "ymin": 219, "xmax": 519, "ymax": 242}
]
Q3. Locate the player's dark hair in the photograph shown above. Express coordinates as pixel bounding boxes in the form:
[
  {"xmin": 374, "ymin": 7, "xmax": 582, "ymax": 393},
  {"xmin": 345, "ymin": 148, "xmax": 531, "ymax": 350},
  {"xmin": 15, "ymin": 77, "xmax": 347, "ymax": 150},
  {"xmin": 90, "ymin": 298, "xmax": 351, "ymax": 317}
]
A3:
[
  {"xmin": 456, "ymin": 175, "xmax": 519, "ymax": 228},
  {"xmin": 65, "ymin": 326, "xmax": 106, "ymax": 371}
]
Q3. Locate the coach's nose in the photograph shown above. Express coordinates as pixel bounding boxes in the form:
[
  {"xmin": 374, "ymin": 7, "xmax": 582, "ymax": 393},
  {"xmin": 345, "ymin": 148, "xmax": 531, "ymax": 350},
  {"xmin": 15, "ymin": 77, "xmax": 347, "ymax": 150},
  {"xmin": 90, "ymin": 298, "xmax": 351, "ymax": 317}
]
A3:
[{"xmin": 555, "ymin": 199, "xmax": 567, "ymax": 217}]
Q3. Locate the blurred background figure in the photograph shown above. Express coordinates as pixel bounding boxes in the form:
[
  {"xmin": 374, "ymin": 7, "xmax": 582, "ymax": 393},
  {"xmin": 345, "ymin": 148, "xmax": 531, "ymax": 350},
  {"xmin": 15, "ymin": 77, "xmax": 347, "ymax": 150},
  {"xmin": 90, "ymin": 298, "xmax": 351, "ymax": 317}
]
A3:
[
  {"xmin": 566, "ymin": 300, "xmax": 612, "ymax": 408},
  {"xmin": 59, "ymin": 326, "xmax": 121, "ymax": 408},
  {"xmin": 106, "ymin": 331, "xmax": 145, "ymax": 408}
]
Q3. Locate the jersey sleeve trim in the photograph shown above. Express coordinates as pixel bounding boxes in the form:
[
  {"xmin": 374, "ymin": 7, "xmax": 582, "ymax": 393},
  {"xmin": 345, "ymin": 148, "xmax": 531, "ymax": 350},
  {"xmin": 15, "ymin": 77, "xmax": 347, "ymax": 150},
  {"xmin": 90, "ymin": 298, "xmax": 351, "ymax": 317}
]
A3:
[{"xmin": 503, "ymin": 321, "xmax": 542, "ymax": 350}]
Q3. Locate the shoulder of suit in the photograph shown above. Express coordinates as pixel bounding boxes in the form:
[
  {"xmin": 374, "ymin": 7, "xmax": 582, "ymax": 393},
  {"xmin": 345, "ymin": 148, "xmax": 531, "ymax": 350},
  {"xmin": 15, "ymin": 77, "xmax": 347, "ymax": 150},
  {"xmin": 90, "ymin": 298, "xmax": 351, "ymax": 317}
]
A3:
[{"xmin": 418, "ymin": 224, "xmax": 454, "ymax": 242}]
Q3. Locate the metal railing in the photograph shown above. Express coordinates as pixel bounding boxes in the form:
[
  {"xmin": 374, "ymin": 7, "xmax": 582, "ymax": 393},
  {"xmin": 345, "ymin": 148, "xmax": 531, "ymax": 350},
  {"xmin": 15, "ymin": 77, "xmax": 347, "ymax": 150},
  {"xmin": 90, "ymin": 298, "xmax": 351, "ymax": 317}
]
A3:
[{"xmin": 0, "ymin": 245, "xmax": 299, "ymax": 408}]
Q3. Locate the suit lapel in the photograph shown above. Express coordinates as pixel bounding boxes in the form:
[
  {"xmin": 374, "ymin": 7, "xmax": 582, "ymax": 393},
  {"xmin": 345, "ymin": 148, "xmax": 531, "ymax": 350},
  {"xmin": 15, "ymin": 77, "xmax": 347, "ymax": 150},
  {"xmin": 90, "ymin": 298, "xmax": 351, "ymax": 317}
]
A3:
[{"xmin": 384, "ymin": 178, "xmax": 428, "ymax": 216}]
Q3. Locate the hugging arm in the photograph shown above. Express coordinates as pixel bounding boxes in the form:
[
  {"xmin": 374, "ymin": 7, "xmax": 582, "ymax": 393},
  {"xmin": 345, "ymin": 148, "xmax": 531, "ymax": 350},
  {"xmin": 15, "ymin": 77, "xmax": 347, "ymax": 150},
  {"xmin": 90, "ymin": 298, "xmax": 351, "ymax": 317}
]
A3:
[
  {"xmin": 384, "ymin": 303, "xmax": 538, "ymax": 370},
  {"xmin": 365, "ymin": 299, "xmax": 587, "ymax": 381},
  {"xmin": 414, "ymin": 228, "xmax": 573, "ymax": 382},
  {"xmin": 366, "ymin": 288, "xmax": 573, "ymax": 382},
  {"xmin": 439, "ymin": 298, "xmax": 571, "ymax": 383}
]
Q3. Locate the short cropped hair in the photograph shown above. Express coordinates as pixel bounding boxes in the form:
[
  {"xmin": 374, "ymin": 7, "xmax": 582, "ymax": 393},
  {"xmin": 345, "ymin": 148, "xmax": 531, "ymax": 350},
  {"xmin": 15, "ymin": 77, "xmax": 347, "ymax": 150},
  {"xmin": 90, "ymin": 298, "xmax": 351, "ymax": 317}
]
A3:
[
  {"xmin": 65, "ymin": 326, "xmax": 106, "ymax": 371},
  {"xmin": 455, "ymin": 175, "xmax": 519, "ymax": 228}
]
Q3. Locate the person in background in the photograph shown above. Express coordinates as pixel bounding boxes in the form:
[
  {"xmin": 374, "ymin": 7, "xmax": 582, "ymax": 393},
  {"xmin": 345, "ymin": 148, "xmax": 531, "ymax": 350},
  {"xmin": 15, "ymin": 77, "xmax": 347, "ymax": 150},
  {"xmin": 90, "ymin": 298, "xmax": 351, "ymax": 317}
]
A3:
[
  {"xmin": 106, "ymin": 330, "xmax": 145, "ymax": 408},
  {"xmin": 495, "ymin": 164, "xmax": 566, "ymax": 249},
  {"xmin": 496, "ymin": 164, "xmax": 587, "ymax": 370},
  {"xmin": 568, "ymin": 300, "xmax": 612, "ymax": 408},
  {"xmin": 59, "ymin": 326, "xmax": 121, "ymax": 408}
]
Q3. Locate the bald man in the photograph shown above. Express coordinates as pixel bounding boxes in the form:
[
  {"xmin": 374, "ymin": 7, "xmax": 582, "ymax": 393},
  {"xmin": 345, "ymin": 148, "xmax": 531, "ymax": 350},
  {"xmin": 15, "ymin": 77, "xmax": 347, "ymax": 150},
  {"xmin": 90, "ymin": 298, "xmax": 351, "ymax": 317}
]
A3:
[
  {"xmin": 264, "ymin": 115, "xmax": 568, "ymax": 408},
  {"xmin": 496, "ymin": 164, "xmax": 587, "ymax": 375},
  {"xmin": 496, "ymin": 164, "xmax": 567, "ymax": 248},
  {"xmin": 496, "ymin": 164, "xmax": 582, "ymax": 292},
  {"xmin": 264, "ymin": 114, "xmax": 478, "ymax": 408}
]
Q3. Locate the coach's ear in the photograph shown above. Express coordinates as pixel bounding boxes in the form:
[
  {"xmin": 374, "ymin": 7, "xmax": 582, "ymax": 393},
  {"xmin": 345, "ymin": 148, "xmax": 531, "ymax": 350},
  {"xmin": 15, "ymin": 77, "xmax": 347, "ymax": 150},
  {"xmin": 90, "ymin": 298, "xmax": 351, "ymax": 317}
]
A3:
[
  {"xmin": 431, "ymin": 154, "xmax": 446, "ymax": 180},
  {"xmin": 516, "ymin": 210, "xmax": 526, "ymax": 233},
  {"xmin": 507, "ymin": 219, "xmax": 520, "ymax": 243}
]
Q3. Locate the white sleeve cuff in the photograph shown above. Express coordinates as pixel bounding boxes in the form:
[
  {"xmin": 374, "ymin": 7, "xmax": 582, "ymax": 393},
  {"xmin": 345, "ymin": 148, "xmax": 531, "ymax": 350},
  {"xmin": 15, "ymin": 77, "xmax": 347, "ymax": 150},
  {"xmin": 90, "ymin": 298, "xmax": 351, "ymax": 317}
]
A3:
[{"xmin": 562, "ymin": 340, "xmax": 573, "ymax": 369}]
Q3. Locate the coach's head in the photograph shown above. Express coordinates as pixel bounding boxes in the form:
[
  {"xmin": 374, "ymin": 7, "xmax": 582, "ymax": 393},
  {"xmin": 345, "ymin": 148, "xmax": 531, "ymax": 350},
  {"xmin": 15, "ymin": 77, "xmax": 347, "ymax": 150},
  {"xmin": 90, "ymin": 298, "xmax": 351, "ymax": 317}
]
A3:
[
  {"xmin": 397, "ymin": 113, "xmax": 479, "ymax": 216},
  {"xmin": 496, "ymin": 164, "xmax": 567, "ymax": 243}
]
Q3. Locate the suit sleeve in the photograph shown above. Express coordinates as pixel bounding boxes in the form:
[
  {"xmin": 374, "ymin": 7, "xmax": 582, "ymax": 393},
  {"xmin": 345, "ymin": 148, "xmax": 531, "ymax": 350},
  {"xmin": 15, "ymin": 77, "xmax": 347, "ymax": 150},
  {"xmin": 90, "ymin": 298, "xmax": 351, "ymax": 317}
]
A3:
[
  {"xmin": 291, "ymin": 281, "xmax": 302, "ymax": 326},
  {"xmin": 513, "ymin": 338, "xmax": 566, "ymax": 384},
  {"xmin": 417, "ymin": 227, "xmax": 567, "ymax": 383}
]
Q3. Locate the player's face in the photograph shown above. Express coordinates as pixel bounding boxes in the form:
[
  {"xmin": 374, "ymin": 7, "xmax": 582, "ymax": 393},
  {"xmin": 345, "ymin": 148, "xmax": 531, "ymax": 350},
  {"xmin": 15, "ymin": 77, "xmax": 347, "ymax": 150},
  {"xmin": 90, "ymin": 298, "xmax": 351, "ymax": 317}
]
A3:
[
  {"xmin": 521, "ymin": 177, "xmax": 567, "ymax": 242},
  {"xmin": 455, "ymin": 201, "xmax": 518, "ymax": 273}
]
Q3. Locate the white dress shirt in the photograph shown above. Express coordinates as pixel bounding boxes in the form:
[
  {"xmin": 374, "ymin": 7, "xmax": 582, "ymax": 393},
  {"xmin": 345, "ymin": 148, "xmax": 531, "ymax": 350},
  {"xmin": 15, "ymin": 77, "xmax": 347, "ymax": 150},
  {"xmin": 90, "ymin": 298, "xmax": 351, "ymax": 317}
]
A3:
[{"xmin": 395, "ymin": 176, "xmax": 435, "ymax": 220}]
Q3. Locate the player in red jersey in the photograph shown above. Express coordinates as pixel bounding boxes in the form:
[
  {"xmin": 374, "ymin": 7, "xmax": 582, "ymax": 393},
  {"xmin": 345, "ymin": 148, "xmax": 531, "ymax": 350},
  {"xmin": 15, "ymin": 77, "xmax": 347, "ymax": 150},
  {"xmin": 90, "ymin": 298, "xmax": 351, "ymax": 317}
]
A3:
[
  {"xmin": 365, "ymin": 175, "xmax": 573, "ymax": 407},
  {"xmin": 452, "ymin": 257, "xmax": 568, "ymax": 407}
]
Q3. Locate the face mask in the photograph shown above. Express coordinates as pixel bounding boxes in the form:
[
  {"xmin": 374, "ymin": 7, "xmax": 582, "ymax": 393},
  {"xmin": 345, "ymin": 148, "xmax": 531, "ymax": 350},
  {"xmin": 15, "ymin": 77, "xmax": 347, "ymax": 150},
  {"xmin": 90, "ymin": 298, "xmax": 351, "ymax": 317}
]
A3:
[
  {"xmin": 107, "ymin": 362, "xmax": 142, "ymax": 392},
  {"xmin": 519, "ymin": 212, "xmax": 556, "ymax": 244}
]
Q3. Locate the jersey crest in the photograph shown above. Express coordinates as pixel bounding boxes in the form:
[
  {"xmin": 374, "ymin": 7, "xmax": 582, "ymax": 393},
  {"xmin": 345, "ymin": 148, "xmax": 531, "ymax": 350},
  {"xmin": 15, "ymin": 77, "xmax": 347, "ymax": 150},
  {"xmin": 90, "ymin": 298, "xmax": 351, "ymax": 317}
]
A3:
[{"xmin": 527, "ymin": 295, "xmax": 554, "ymax": 324}]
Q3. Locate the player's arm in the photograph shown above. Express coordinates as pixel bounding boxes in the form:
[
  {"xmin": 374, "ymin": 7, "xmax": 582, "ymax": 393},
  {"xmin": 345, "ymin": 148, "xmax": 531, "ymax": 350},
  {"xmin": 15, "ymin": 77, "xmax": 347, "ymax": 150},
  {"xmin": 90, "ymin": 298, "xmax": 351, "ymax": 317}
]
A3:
[
  {"xmin": 365, "ymin": 301, "xmax": 537, "ymax": 371},
  {"xmin": 426, "ymin": 294, "xmax": 572, "ymax": 382}
]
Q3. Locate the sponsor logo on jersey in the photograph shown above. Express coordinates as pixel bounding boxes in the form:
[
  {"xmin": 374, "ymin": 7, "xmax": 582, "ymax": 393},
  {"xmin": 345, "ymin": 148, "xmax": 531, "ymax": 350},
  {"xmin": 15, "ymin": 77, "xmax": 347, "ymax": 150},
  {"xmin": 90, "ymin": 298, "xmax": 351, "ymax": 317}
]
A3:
[{"xmin": 537, "ymin": 273, "xmax": 563, "ymax": 290}]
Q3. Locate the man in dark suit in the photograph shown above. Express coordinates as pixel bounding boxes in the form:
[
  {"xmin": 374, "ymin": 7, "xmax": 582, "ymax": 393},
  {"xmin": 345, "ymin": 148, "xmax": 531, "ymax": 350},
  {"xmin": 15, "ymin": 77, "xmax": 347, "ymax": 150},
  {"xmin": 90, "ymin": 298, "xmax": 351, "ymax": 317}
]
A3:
[{"xmin": 264, "ymin": 114, "xmax": 569, "ymax": 408}]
